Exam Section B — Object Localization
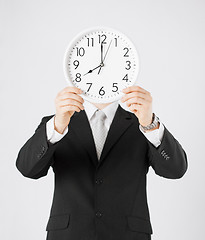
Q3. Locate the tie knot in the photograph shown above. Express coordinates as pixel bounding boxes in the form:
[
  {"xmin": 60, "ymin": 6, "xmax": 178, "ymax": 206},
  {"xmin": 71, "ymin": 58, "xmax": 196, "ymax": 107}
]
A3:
[{"xmin": 95, "ymin": 109, "xmax": 107, "ymax": 121}]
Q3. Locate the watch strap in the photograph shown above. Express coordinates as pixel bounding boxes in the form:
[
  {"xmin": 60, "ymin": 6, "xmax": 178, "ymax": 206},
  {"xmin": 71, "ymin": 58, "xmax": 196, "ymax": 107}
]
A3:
[{"xmin": 139, "ymin": 113, "xmax": 159, "ymax": 133}]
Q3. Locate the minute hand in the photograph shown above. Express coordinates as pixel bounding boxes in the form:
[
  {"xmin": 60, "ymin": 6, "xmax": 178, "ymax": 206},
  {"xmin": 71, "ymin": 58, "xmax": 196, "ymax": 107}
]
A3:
[
  {"xmin": 98, "ymin": 40, "xmax": 112, "ymax": 74},
  {"xmin": 100, "ymin": 42, "xmax": 103, "ymax": 63}
]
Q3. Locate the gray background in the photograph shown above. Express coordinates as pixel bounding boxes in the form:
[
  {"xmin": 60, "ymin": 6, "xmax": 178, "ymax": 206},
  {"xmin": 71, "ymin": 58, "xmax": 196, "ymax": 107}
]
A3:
[{"xmin": 1, "ymin": 0, "xmax": 204, "ymax": 239}]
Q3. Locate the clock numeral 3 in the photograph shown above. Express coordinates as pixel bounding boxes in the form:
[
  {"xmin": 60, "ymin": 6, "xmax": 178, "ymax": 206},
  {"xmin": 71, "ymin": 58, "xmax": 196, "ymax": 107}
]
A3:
[
  {"xmin": 125, "ymin": 61, "xmax": 131, "ymax": 70},
  {"xmin": 76, "ymin": 47, "xmax": 85, "ymax": 57},
  {"xmin": 75, "ymin": 73, "xmax": 81, "ymax": 82},
  {"xmin": 112, "ymin": 83, "xmax": 118, "ymax": 92}
]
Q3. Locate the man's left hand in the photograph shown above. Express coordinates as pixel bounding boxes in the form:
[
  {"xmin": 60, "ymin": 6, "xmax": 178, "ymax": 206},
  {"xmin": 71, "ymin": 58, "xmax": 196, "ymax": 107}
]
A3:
[{"xmin": 121, "ymin": 86, "xmax": 154, "ymax": 127}]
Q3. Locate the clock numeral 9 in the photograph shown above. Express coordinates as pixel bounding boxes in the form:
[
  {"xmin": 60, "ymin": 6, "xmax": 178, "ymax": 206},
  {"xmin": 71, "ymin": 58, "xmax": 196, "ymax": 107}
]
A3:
[
  {"xmin": 76, "ymin": 47, "xmax": 85, "ymax": 57},
  {"xmin": 99, "ymin": 86, "xmax": 105, "ymax": 96},
  {"xmin": 75, "ymin": 73, "xmax": 81, "ymax": 82},
  {"xmin": 125, "ymin": 61, "xmax": 131, "ymax": 70},
  {"xmin": 86, "ymin": 83, "xmax": 92, "ymax": 92},
  {"xmin": 123, "ymin": 47, "xmax": 129, "ymax": 57},
  {"xmin": 73, "ymin": 60, "xmax": 79, "ymax": 69},
  {"xmin": 112, "ymin": 83, "xmax": 118, "ymax": 92},
  {"xmin": 98, "ymin": 34, "xmax": 107, "ymax": 44}
]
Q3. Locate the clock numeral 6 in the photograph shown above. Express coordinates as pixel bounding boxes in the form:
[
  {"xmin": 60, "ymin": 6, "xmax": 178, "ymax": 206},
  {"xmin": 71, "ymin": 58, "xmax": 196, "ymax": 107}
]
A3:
[
  {"xmin": 125, "ymin": 61, "xmax": 131, "ymax": 70},
  {"xmin": 99, "ymin": 86, "xmax": 105, "ymax": 96},
  {"xmin": 112, "ymin": 83, "xmax": 118, "ymax": 92},
  {"xmin": 73, "ymin": 60, "xmax": 79, "ymax": 69},
  {"xmin": 75, "ymin": 73, "xmax": 81, "ymax": 82},
  {"xmin": 76, "ymin": 47, "xmax": 85, "ymax": 57}
]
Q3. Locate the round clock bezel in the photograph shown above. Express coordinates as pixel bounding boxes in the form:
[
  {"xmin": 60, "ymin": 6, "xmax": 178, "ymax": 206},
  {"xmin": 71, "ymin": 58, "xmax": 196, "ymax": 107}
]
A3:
[{"xmin": 63, "ymin": 26, "xmax": 140, "ymax": 103}]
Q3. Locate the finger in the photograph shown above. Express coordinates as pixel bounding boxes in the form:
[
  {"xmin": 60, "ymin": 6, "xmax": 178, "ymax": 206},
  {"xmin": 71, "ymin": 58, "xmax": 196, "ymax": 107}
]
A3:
[
  {"xmin": 129, "ymin": 103, "xmax": 141, "ymax": 111},
  {"xmin": 121, "ymin": 92, "xmax": 146, "ymax": 103},
  {"xmin": 58, "ymin": 92, "xmax": 84, "ymax": 104},
  {"xmin": 122, "ymin": 86, "xmax": 150, "ymax": 95},
  {"xmin": 59, "ymin": 99, "xmax": 84, "ymax": 110},
  {"xmin": 126, "ymin": 97, "xmax": 146, "ymax": 107},
  {"xmin": 60, "ymin": 86, "xmax": 82, "ymax": 95},
  {"xmin": 61, "ymin": 105, "xmax": 81, "ymax": 113}
]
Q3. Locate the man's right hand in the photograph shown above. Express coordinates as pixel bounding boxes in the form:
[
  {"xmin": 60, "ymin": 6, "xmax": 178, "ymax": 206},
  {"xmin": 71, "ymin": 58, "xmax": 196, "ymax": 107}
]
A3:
[{"xmin": 54, "ymin": 86, "xmax": 84, "ymax": 134}]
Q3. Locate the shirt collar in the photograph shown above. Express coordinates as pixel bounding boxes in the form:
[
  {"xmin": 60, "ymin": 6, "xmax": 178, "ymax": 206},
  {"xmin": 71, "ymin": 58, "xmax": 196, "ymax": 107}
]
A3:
[{"xmin": 83, "ymin": 100, "xmax": 119, "ymax": 124}]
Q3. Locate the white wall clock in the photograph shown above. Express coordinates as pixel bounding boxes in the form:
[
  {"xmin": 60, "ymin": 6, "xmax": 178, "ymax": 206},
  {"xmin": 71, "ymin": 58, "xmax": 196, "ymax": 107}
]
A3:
[{"xmin": 63, "ymin": 26, "xmax": 140, "ymax": 103}]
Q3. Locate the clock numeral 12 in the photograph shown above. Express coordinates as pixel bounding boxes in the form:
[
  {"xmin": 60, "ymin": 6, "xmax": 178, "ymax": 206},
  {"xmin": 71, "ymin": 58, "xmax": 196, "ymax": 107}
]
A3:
[{"xmin": 98, "ymin": 34, "xmax": 107, "ymax": 44}]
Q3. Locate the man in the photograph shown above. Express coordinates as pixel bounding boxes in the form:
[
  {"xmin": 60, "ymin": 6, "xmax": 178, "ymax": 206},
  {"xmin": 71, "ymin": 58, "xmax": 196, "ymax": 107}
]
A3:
[{"xmin": 16, "ymin": 85, "xmax": 188, "ymax": 240}]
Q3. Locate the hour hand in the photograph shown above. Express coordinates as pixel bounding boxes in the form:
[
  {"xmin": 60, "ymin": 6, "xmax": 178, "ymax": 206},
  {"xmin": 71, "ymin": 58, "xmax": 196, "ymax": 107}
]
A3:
[
  {"xmin": 84, "ymin": 63, "xmax": 104, "ymax": 76},
  {"xmin": 84, "ymin": 69, "xmax": 93, "ymax": 76}
]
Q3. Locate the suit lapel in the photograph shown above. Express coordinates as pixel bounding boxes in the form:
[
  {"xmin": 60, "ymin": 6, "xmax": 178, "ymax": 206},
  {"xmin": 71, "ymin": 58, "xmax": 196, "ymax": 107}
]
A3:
[
  {"xmin": 69, "ymin": 109, "xmax": 99, "ymax": 166},
  {"xmin": 98, "ymin": 104, "xmax": 133, "ymax": 167},
  {"xmin": 68, "ymin": 104, "xmax": 134, "ymax": 168}
]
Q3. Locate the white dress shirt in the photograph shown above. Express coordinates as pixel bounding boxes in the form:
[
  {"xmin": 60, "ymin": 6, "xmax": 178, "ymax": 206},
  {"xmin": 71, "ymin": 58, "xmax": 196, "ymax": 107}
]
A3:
[{"xmin": 46, "ymin": 100, "xmax": 164, "ymax": 147}]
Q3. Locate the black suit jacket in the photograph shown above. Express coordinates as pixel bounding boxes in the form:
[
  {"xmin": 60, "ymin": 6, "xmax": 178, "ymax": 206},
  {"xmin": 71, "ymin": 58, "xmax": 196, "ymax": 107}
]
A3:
[{"xmin": 16, "ymin": 104, "xmax": 188, "ymax": 240}]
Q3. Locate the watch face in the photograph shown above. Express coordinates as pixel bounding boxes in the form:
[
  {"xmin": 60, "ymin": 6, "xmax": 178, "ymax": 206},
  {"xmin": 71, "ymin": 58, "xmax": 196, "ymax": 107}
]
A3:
[{"xmin": 63, "ymin": 27, "xmax": 140, "ymax": 103}]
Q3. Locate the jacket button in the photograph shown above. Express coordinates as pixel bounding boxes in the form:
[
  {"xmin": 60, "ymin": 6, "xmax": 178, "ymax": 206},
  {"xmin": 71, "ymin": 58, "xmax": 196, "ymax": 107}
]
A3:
[
  {"xmin": 95, "ymin": 179, "xmax": 103, "ymax": 184},
  {"xmin": 95, "ymin": 211, "xmax": 102, "ymax": 218}
]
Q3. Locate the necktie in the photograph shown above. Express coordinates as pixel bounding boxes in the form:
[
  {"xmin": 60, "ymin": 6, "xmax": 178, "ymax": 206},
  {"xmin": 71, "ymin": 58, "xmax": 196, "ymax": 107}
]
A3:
[{"xmin": 92, "ymin": 109, "xmax": 107, "ymax": 160}]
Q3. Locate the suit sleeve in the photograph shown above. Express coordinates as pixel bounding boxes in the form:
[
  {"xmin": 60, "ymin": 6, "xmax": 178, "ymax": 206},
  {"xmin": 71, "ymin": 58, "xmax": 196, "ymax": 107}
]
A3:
[
  {"xmin": 146, "ymin": 125, "xmax": 188, "ymax": 179},
  {"xmin": 16, "ymin": 115, "xmax": 61, "ymax": 179}
]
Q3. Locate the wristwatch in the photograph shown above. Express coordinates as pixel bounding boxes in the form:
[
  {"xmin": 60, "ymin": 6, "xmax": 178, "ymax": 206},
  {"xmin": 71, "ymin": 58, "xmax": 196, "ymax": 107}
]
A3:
[{"xmin": 139, "ymin": 113, "xmax": 160, "ymax": 133}]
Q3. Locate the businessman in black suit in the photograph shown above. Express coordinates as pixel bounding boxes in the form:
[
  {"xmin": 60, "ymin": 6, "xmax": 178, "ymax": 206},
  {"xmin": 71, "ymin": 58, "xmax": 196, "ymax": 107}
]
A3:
[{"xmin": 16, "ymin": 85, "xmax": 188, "ymax": 240}]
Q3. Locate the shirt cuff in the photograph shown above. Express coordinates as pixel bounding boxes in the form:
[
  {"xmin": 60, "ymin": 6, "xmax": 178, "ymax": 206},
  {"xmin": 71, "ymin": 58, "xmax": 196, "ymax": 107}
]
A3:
[
  {"xmin": 139, "ymin": 121, "xmax": 165, "ymax": 148},
  {"xmin": 46, "ymin": 116, "xmax": 69, "ymax": 144}
]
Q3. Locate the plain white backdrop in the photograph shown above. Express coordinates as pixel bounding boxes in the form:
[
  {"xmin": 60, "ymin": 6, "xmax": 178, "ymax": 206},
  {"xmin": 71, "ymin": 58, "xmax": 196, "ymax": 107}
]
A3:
[{"xmin": 1, "ymin": 0, "xmax": 204, "ymax": 239}]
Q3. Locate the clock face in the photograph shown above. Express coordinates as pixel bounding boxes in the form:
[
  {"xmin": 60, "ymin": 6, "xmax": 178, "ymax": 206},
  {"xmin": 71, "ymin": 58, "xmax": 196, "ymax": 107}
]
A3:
[{"xmin": 63, "ymin": 27, "xmax": 140, "ymax": 103}]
